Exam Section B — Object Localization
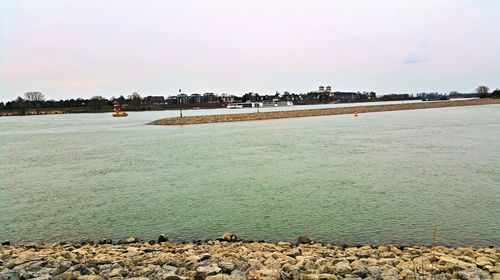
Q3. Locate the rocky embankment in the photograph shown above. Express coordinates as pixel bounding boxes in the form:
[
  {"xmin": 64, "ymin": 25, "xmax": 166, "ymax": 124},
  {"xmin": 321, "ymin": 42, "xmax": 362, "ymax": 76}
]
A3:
[
  {"xmin": 0, "ymin": 234, "xmax": 498, "ymax": 280},
  {"xmin": 148, "ymin": 99, "xmax": 500, "ymax": 126}
]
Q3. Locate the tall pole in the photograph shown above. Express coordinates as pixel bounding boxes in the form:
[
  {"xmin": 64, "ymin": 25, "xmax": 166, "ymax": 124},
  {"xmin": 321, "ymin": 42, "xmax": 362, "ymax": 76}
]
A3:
[{"xmin": 179, "ymin": 89, "xmax": 183, "ymax": 117}]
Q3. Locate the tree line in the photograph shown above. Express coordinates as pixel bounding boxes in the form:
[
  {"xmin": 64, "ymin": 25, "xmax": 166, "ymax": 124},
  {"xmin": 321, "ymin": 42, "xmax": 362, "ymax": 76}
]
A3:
[
  {"xmin": 475, "ymin": 86, "xmax": 500, "ymax": 99},
  {"xmin": 0, "ymin": 92, "xmax": 144, "ymax": 115},
  {"xmin": 1, "ymin": 86, "xmax": 498, "ymax": 115}
]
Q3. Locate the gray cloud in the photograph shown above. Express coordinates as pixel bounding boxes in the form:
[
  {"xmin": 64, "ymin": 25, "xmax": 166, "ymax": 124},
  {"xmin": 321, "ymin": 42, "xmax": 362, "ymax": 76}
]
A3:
[{"xmin": 404, "ymin": 53, "xmax": 427, "ymax": 64}]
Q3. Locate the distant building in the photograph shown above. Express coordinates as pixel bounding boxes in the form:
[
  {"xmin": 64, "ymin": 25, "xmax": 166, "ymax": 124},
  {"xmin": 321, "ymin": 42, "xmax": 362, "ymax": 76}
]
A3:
[
  {"xmin": 190, "ymin": 93, "xmax": 203, "ymax": 104},
  {"xmin": 203, "ymin": 92, "xmax": 217, "ymax": 103},
  {"xmin": 317, "ymin": 85, "xmax": 332, "ymax": 93},
  {"xmin": 177, "ymin": 93, "xmax": 189, "ymax": 104},
  {"xmin": 166, "ymin": 96, "xmax": 177, "ymax": 105},
  {"xmin": 143, "ymin": 96, "xmax": 165, "ymax": 106},
  {"xmin": 220, "ymin": 94, "xmax": 234, "ymax": 103},
  {"xmin": 242, "ymin": 92, "xmax": 261, "ymax": 102}
]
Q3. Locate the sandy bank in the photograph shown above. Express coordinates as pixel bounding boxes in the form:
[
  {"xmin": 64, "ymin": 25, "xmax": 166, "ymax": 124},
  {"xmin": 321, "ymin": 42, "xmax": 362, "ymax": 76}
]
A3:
[
  {"xmin": 149, "ymin": 98, "xmax": 500, "ymax": 126},
  {"xmin": 1, "ymin": 234, "xmax": 498, "ymax": 279}
]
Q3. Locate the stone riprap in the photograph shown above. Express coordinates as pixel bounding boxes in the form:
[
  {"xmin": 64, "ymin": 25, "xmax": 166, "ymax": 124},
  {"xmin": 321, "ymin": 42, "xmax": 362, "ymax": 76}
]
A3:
[
  {"xmin": 1, "ymin": 235, "xmax": 498, "ymax": 280},
  {"xmin": 149, "ymin": 99, "xmax": 500, "ymax": 126}
]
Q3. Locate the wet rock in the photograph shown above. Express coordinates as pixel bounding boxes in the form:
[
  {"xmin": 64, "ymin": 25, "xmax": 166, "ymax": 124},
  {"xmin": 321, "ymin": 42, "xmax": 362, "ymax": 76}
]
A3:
[
  {"xmin": 80, "ymin": 239, "xmax": 94, "ymax": 246},
  {"xmin": 221, "ymin": 232, "xmax": 239, "ymax": 242},
  {"xmin": 277, "ymin": 241, "xmax": 291, "ymax": 247},
  {"xmin": 97, "ymin": 239, "xmax": 112, "ymax": 245},
  {"xmin": 1, "ymin": 241, "xmax": 11, "ymax": 246},
  {"xmin": 126, "ymin": 237, "xmax": 140, "ymax": 244},
  {"xmin": 147, "ymin": 239, "xmax": 156, "ymax": 245},
  {"xmin": 297, "ymin": 235, "xmax": 312, "ymax": 245},
  {"xmin": 158, "ymin": 234, "xmax": 169, "ymax": 243},
  {"xmin": 117, "ymin": 237, "xmax": 140, "ymax": 244}
]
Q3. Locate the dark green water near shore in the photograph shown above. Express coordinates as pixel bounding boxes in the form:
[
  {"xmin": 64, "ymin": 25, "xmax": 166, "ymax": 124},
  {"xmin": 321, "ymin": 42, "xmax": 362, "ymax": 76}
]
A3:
[{"xmin": 1, "ymin": 104, "xmax": 499, "ymax": 246}]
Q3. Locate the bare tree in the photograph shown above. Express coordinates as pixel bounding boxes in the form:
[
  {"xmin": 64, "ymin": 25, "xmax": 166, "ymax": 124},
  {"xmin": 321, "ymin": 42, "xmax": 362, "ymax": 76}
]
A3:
[
  {"xmin": 476, "ymin": 86, "xmax": 490, "ymax": 98},
  {"xmin": 24, "ymin": 91, "xmax": 45, "ymax": 112},
  {"xmin": 24, "ymin": 92, "xmax": 45, "ymax": 102}
]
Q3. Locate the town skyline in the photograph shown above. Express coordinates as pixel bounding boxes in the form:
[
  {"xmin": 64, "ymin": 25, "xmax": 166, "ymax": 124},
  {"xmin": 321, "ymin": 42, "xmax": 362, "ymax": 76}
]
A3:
[{"xmin": 0, "ymin": 85, "xmax": 490, "ymax": 104}]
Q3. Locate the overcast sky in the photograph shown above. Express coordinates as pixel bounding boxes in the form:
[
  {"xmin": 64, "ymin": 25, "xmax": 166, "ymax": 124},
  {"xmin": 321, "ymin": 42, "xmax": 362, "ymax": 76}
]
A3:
[{"xmin": 0, "ymin": 0, "xmax": 499, "ymax": 100}]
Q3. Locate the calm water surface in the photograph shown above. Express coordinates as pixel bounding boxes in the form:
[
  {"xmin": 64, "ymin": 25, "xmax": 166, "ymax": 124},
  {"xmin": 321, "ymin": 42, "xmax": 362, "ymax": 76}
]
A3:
[{"xmin": 1, "ymin": 104, "xmax": 499, "ymax": 246}]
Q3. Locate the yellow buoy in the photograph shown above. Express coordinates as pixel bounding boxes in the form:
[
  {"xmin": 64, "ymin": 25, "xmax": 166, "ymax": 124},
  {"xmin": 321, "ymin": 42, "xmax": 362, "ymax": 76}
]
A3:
[{"xmin": 112, "ymin": 100, "xmax": 128, "ymax": 117}]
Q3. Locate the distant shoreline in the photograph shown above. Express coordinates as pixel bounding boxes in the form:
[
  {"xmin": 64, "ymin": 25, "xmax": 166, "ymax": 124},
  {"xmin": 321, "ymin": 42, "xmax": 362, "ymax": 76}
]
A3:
[{"xmin": 149, "ymin": 98, "xmax": 500, "ymax": 126}]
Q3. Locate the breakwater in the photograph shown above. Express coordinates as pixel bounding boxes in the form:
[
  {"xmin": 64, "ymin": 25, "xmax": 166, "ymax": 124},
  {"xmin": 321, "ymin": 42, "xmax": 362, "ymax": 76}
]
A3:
[
  {"xmin": 149, "ymin": 98, "xmax": 500, "ymax": 125},
  {"xmin": 1, "ymin": 234, "xmax": 498, "ymax": 280}
]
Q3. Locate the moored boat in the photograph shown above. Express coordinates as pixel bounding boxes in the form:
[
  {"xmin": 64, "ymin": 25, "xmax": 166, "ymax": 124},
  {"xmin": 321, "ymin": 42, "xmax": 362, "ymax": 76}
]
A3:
[{"xmin": 226, "ymin": 104, "xmax": 243, "ymax": 109}]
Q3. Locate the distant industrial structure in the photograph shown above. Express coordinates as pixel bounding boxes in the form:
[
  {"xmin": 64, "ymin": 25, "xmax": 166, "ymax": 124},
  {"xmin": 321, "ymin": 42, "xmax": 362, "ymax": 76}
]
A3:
[{"xmin": 318, "ymin": 86, "xmax": 332, "ymax": 93}]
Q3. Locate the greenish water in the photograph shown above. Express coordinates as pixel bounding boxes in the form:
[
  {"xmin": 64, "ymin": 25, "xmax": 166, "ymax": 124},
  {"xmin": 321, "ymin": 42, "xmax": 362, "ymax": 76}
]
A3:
[{"xmin": 1, "ymin": 104, "xmax": 499, "ymax": 246}]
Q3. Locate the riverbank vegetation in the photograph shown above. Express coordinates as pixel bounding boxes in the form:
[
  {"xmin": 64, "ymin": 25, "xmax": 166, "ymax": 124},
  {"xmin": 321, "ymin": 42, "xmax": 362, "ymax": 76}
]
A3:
[{"xmin": 1, "ymin": 85, "xmax": 498, "ymax": 116}]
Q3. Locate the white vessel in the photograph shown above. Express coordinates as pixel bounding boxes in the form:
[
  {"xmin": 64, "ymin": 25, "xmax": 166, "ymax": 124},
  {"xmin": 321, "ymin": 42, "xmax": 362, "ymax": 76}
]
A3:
[{"xmin": 226, "ymin": 104, "xmax": 243, "ymax": 109}]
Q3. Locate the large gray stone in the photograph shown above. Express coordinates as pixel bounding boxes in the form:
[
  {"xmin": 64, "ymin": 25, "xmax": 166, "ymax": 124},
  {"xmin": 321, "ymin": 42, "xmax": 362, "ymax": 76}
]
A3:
[
  {"xmin": 367, "ymin": 266, "xmax": 382, "ymax": 280},
  {"xmin": 158, "ymin": 234, "xmax": 169, "ymax": 243},
  {"xmin": 195, "ymin": 266, "xmax": 222, "ymax": 280},
  {"xmin": 297, "ymin": 236, "xmax": 312, "ymax": 245},
  {"xmin": 457, "ymin": 269, "xmax": 483, "ymax": 280},
  {"xmin": 0, "ymin": 271, "xmax": 20, "ymax": 280},
  {"xmin": 335, "ymin": 261, "xmax": 352, "ymax": 275}
]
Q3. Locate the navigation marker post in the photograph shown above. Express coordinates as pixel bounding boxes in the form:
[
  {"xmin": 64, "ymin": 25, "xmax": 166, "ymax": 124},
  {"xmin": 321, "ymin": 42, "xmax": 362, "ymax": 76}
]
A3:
[{"xmin": 179, "ymin": 89, "xmax": 183, "ymax": 118}]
